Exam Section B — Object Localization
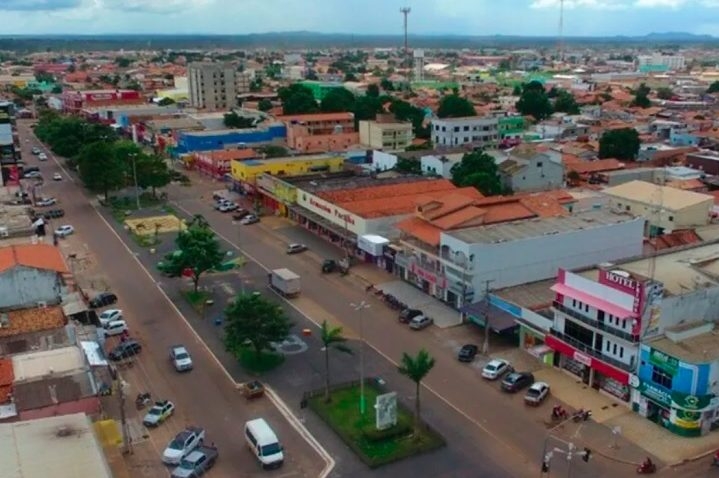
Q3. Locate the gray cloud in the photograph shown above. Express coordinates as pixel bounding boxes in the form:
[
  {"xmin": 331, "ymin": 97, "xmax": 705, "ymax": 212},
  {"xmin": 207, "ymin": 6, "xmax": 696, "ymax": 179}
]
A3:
[{"xmin": 0, "ymin": 0, "xmax": 82, "ymax": 10}]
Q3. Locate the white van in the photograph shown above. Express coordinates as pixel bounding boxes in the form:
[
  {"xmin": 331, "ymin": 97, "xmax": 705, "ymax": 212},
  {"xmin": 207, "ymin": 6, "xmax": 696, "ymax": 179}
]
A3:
[
  {"xmin": 244, "ymin": 418, "xmax": 284, "ymax": 469},
  {"xmin": 103, "ymin": 320, "xmax": 128, "ymax": 337}
]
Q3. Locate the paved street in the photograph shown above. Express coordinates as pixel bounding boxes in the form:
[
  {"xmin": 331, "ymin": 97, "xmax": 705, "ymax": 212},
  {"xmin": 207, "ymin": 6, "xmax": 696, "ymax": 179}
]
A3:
[{"xmin": 16, "ymin": 120, "xmax": 328, "ymax": 478}]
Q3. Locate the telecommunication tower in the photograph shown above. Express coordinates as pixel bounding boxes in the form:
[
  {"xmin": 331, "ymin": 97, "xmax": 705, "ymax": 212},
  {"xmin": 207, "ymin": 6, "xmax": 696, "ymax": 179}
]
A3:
[{"xmin": 558, "ymin": 0, "xmax": 565, "ymax": 63}]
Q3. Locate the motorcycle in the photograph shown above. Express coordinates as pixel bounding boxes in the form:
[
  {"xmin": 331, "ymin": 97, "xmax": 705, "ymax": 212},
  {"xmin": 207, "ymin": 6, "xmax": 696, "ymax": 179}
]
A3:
[
  {"xmin": 712, "ymin": 451, "xmax": 719, "ymax": 467},
  {"xmin": 551, "ymin": 405, "xmax": 568, "ymax": 421},
  {"xmin": 636, "ymin": 461, "xmax": 656, "ymax": 474},
  {"xmin": 135, "ymin": 392, "xmax": 151, "ymax": 410},
  {"xmin": 572, "ymin": 409, "xmax": 592, "ymax": 422}
]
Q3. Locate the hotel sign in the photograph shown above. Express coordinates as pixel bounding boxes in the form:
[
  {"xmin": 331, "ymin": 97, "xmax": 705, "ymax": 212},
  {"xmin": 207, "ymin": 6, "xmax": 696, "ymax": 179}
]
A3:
[{"xmin": 599, "ymin": 269, "xmax": 644, "ymax": 315}]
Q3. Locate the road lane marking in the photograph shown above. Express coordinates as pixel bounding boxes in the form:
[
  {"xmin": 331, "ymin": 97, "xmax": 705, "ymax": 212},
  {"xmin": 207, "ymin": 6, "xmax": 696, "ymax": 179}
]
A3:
[
  {"xmin": 86, "ymin": 199, "xmax": 335, "ymax": 478},
  {"xmin": 172, "ymin": 201, "xmax": 533, "ymax": 467}
]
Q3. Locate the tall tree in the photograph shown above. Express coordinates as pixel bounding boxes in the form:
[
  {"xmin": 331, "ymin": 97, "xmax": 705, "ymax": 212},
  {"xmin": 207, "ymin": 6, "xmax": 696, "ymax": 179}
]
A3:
[
  {"xmin": 437, "ymin": 94, "xmax": 477, "ymax": 118},
  {"xmin": 366, "ymin": 84, "xmax": 380, "ymax": 98},
  {"xmin": 278, "ymin": 83, "xmax": 318, "ymax": 115},
  {"xmin": 398, "ymin": 349, "xmax": 436, "ymax": 436},
  {"xmin": 631, "ymin": 83, "xmax": 651, "ymax": 108},
  {"xmin": 257, "ymin": 98, "xmax": 273, "ymax": 112},
  {"xmin": 320, "ymin": 87, "xmax": 356, "ymax": 113},
  {"xmin": 380, "ymin": 78, "xmax": 394, "ymax": 91},
  {"xmin": 352, "ymin": 95, "xmax": 383, "ymax": 123},
  {"xmin": 319, "ymin": 321, "xmax": 352, "ymax": 402},
  {"xmin": 76, "ymin": 141, "xmax": 126, "ymax": 201},
  {"xmin": 707, "ymin": 81, "xmax": 719, "ymax": 94},
  {"xmin": 599, "ymin": 128, "xmax": 640, "ymax": 161},
  {"xmin": 174, "ymin": 216, "xmax": 225, "ymax": 292},
  {"xmin": 450, "ymin": 151, "xmax": 503, "ymax": 196},
  {"xmin": 224, "ymin": 293, "xmax": 292, "ymax": 363},
  {"xmin": 135, "ymin": 154, "xmax": 171, "ymax": 197},
  {"xmin": 553, "ymin": 89, "xmax": 580, "ymax": 115},
  {"xmin": 224, "ymin": 111, "xmax": 256, "ymax": 129},
  {"xmin": 656, "ymin": 87, "xmax": 674, "ymax": 100},
  {"xmin": 515, "ymin": 81, "xmax": 553, "ymax": 120}
]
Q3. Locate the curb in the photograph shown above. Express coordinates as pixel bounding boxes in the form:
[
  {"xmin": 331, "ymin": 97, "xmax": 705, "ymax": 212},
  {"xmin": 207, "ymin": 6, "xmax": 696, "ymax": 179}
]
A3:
[{"xmin": 668, "ymin": 448, "xmax": 716, "ymax": 468}]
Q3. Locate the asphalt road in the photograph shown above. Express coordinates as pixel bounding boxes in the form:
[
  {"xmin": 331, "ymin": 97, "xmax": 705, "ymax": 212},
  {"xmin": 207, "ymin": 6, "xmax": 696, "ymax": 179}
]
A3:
[{"xmin": 15, "ymin": 121, "xmax": 326, "ymax": 478}]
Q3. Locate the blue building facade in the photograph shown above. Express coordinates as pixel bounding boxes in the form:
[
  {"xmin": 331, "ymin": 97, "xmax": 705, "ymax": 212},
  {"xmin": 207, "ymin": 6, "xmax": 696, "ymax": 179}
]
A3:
[
  {"xmin": 669, "ymin": 130, "xmax": 700, "ymax": 147},
  {"xmin": 632, "ymin": 343, "xmax": 716, "ymax": 437},
  {"xmin": 176, "ymin": 124, "xmax": 287, "ymax": 154}
]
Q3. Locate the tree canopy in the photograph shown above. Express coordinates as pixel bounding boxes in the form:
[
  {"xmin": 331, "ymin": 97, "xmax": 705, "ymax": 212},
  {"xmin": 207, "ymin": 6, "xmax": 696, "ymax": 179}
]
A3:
[
  {"xmin": 158, "ymin": 97, "xmax": 175, "ymax": 106},
  {"xmin": 599, "ymin": 127, "xmax": 640, "ymax": 161},
  {"xmin": 366, "ymin": 84, "xmax": 380, "ymax": 98},
  {"xmin": 436, "ymin": 94, "xmax": 477, "ymax": 118},
  {"xmin": 390, "ymin": 99, "xmax": 428, "ymax": 139},
  {"xmin": 257, "ymin": 98, "xmax": 273, "ymax": 112},
  {"xmin": 380, "ymin": 78, "xmax": 394, "ymax": 91},
  {"xmin": 553, "ymin": 89, "xmax": 580, "ymax": 115},
  {"xmin": 319, "ymin": 320, "xmax": 352, "ymax": 402},
  {"xmin": 708, "ymin": 81, "xmax": 719, "ymax": 94},
  {"xmin": 257, "ymin": 145, "xmax": 288, "ymax": 158},
  {"xmin": 224, "ymin": 111, "xmax": 256, "ymax": 129},
  {"xmin": 631, "ymin": 83, "xmax": 651, "ymax": 108},
  {"xmin": 34, "ymin": 114, "xmax": 117, "ymax": 159},
  {"xmin": 320, "ymin": 87, "xmax": 356, "ymax": 113},
  {"xmin": 224, "ymin": 293, "xmax": 292, "ymax": 361},
  {"xmin": 398, "ymin": 349, "xmax": 435, "ymax": 435},
  {"xmin": 515, "ymin": 81, "xmax": 553, "ymax": 120},
  {"xmin": 656, "ymin": 87, "xmax": 674, "ymax": 100},
  {"xmin": 450, "ymin": 150, "xmax": 503, "ymax": 196},
  {"xmin": 173, "ymin": 215, "xmax": 225, "ymax": 292},
  {"xmin": 278, "ymin": 83, "xmax": 318, "ymax": 115},
  {"xmin": 76, "ymin": 141, "xmax": 126, "ymax": 201}
]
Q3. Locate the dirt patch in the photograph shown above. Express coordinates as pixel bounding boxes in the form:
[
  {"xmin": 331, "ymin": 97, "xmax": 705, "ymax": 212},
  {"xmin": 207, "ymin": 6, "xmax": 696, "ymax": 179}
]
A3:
[{"xmin": 124, "ymin": 215, "xmax": 186, "ymax": 236}]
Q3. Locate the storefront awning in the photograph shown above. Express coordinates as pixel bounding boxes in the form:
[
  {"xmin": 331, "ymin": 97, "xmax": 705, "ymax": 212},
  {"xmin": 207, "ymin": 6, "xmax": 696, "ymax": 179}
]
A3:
[
  {"xmin": 461, "ymin": 299, "xmax": 518, "ymax": 333},
  {"xmin": 289, "ymin": 205, "xmax": 357, "ymax": 242}
]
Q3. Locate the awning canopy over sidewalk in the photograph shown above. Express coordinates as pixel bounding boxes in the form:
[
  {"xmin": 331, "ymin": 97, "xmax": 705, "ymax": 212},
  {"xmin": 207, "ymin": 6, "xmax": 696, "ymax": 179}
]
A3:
[{"xmin": 460, "ymin": 299, "xmax": 518, "ymax": 333}]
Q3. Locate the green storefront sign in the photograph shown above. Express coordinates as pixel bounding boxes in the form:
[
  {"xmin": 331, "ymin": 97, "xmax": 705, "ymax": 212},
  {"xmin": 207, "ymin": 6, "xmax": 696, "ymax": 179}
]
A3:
[
  {"xmin": 636, "ymin": 381, "xmax": 672, "ymax": 408},
  {"xmin": 649, "ymin": 349, "xmax": 679, "ymax": 376},
  {"xmin": 671, "ymin": 390, "xmax": 715, "ymax": 411}
]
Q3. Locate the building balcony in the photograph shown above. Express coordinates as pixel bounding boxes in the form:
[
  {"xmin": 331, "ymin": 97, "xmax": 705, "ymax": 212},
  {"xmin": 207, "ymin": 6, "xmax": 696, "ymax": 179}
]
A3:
[
  {"xmin": 548, "ymin": 329, "xmax": 635, "ymax": 373},
  {"xmin": 552, "ymin": 301, "xmax": 639, "ymax": 344}
]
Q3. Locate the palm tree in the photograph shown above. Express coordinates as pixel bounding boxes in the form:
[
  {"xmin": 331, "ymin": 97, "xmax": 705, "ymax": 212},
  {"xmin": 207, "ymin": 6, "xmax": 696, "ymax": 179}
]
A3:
[
  {"xmin": 320, "ymin": 320, "xmax": 352, "ymax": 403},
  {"xmin": 398, "ymin": 349, "xmax": 436, "ymax": 435}
]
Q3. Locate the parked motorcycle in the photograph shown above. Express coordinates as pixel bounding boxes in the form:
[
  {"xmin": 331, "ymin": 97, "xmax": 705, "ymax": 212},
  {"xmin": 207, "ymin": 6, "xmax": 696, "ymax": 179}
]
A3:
[
  {"xmin": 636, "ymin": 459, "xmax": 656, "ymax": 474},
  {"xmin": 572, "ymin": 408, "xmax": 592, "ymax": 422},
  {"xmin": 711, "ymin": 450, "xmax": 719, "ymax": 467},
  {"xmin": 551, "ymin": 405, "xmax": 568, "ymax": 421},
  {"xmin": 135, "ymin": 392, "xmax": 151, "ymax": 410}
]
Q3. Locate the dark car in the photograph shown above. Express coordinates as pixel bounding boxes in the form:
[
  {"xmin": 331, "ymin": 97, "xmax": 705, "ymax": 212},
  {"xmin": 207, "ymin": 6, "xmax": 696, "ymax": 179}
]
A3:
[
  {"xmin": 41, "ymin": 209, "xmax": 65, "ymax": 219},
  {"xmin": 321, "ymin": 259, "xmax": 337, "ymax": 273},
  {"xmin": 89, "ymin": 292, "xmax": 118, "ymax": 308},
  {"xmin": 399, "ymin": 308, "xmax": 423, "ymax": 324},
  {"xmin": 501, "ymin": 371, "xmax": 535, "ymax": 393},
  {"xmin": 457, "ymin": 344, "xmax": 479, "ymax": 362},
  {"xmin": 232, "ymin": 209, "xmax": 250, "ymax": 220},
  {"xmin": 109, "ymin": 340, "xmax": 142, "ymax": 361},
  {"xmin": 22, "ymin": 166, "xmax": 40, "ymax": 174}
]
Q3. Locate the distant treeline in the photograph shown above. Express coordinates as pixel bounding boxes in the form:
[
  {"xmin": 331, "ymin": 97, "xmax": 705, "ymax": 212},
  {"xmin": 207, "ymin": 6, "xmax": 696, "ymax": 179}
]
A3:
[{"xmin": 0, "ymin": 32, "xmax": 717, "ymax": 53}]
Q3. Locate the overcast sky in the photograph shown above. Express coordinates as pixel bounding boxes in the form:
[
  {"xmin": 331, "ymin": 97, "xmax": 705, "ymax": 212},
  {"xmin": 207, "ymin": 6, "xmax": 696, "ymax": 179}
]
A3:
[{"xmin": 2, "ymin": 0, "xmax": 719, "ymax": 37}]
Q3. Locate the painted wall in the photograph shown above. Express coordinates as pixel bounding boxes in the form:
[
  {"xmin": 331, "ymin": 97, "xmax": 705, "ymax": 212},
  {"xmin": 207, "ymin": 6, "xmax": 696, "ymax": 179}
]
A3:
[
  {"xmin": 17, "ymin": 396, "xmax": 100, "ymax": 421},
  {"xmin": 177, "ymin": 124, "xmax": 287, "ymax": 153},
  {"xmin": 606, "ymin": 195, "xmax": 712, "ymax": 230},
  {"xmin": 372, "ymin": 150, "xmax": 398, "ymax": 171},
  {"xmin": 637, "ymin": 344, "xmax": 710, "ymax": 395},
  {"xmin": 231, "ymin": 156, "xmax": 345, "ymax": 183},
  {"xmin": 0, "ymin": 266, "xmax": 62, "ymax": 309},
  {"xmin": 503, "ymin": 153, "xmax": 564, "ymax": 193}
]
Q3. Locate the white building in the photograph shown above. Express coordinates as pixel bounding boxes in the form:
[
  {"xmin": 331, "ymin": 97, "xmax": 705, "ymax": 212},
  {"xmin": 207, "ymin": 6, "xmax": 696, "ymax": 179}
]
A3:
[
  {"xmin": 187, "ymin": 62, "xmax": 237, "ymax": 110},
  {"xmin": 637, "ymin": 55, "xmax": 686, "ymax": 71},
  {"xmin": 420, "ymin": 152, "xmax": 463, "ymax": 178},
  {"xmin": 431, "ymin": 116, "xmax": 499, "ymax": 149}
]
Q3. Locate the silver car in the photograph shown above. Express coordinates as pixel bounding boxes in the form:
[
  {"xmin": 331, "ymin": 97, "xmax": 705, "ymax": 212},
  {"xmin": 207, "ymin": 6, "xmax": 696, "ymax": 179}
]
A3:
[
  {"xmin": 409, "ymin": 315, "xmax": 433, "ymax": 330},
  {"xmin": 170, "ymin": 345, "xmax": 193, "ymax": 372}
]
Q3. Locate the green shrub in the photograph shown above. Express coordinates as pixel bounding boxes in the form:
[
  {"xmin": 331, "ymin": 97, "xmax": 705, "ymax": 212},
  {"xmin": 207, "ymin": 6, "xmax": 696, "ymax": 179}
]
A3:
[{"xmin": 361, "ymin": 417, "xmax": 412, "ymax": 442}]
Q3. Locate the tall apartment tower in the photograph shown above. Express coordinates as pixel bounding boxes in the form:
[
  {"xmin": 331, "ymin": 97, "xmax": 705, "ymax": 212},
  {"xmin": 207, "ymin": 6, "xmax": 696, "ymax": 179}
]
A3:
[
  {"xmin": 188, "ymin": 62, "xmax": 237, "ymax": 110},
  {"xmin": 413, "ymin": 49, "xmax": 425, "ymax": 82}
]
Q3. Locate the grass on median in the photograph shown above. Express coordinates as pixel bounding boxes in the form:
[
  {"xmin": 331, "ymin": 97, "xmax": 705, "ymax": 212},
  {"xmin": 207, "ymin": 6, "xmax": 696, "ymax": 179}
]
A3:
[
  {"xmin": 236, "ymin": 346, "xmax": 285, "ymax": 374},
  {"xmin": 308, "ymin": 383, "xmax": 445, "ymax": 468},
  {"xmin": 181, "ymin": 289, "xmax": 213, "ymax": 313}
]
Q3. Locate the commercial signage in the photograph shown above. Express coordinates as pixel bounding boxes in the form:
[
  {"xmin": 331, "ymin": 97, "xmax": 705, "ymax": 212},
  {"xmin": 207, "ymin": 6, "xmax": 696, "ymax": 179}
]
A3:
[
  {"xmin": 86, "ymin": 93, "xmax": 116, "ymax": 101},
  {"xmin": 599, "ymin": 270, "xmax": 644, "ymax": 315},
  {"xmin": 671, "ymin": 390, "xmax": 715, "ymax": 411},
  {"xmin": 573, "ymin": 351, "xmax": 592, "ymax": 367},
  {"xmin": 635, "ymin": 380, "xmax": 672, "ymax": 409},
  {"xmin": 306, "ymin": 195, "xmax": 356, "ymax": 226},
  {"xmin": 649, "ymin": 349, "xmax": 679, "ymax": 376},
  {"xmin": 375, "ymin": 392, "xmax": 398, "ymax": 431},
  {"xmin": 409, "ymin": 263, "xmax": 447, "ymax": 288}
]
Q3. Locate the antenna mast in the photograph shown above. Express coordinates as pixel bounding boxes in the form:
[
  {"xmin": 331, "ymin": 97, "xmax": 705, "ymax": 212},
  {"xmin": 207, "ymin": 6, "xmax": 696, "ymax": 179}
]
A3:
[
  {"xmin": 558, "ymin": 0, "xmax": 564, "ymax": 63},
  {"xmin": 400, "ymin": 7, "xmax": 411, "ymax": 57}
]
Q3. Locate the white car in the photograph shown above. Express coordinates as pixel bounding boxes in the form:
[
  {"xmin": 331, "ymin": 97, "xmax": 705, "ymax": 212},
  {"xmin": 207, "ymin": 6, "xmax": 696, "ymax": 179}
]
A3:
[
  {"xmin": 170, "ymin": 345, "xmax": 193, "ymax": 372},
  {"xmin": 52, "ymin": 173, "xmax": 62, "ymax": 181},
  {"xmin": 38, "ymin": 152, "xmax": 48, "ymax": 161},
  {"xmin": 143, "ymin": 400, "xmax": 175, "ymax": 428},
  {"xmin": 524, "ymin": 382, "xmax": 550, "ymax": 405},
  {"xmin": 162, "ymin": 426, "xmax": 206, "ymax": 465},
  {"xmin": 98, "ymin": 309, "xmax": 123, "ymax": 327},
  {"xmin": 481, "ymin": 359, "xmax": 513, "ymax": 380},
  {"xmin": 36, "ymin": 197, "xmax": 57, "ymax": 207},
  {"xmin": 54, "ymin": 225, "xmax": 74, "ymax": 237},
  {"xmin": 23, "ymin": 171, "xmax": 42, "ymax": 179}
]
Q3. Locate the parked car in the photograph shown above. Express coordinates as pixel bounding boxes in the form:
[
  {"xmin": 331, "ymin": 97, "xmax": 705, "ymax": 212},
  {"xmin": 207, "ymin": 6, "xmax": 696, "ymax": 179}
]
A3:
[
  {"xmin": 524, "ymin": 382, "xmax": 550, "ymax": 406},
  {"xmin": 23, "ymin": 166, "xmax": 40, "ymax": 174},
  {"xmin": 218, "ymin": 202, "xmax": 237, "ymax": 213},
  {"xmin": 398, "ymin": 308, "xmax": 423, "ymax": 324},
  {"xmin": 143, "ymin": 400, "xmax": 175, "ymax": 428},
  {"xmin": 36, "ymin": 197, "xmax": 57, "ymax": 207},
  {"xmin": 108, "ymin": 339, "xmax": 141, "ymax": 361},
  {"xmin": 286, "ymin": 243, "xmax": 307, "ymax": 254},
  {"xmin": 89, "ymin": 292, "xmax": 118, "ymax": 308},
  {"xmin": 170, "ymin": 345, "xmax": 193, "ymax": 372},
  {"xmin": 408, "ymin": 315, "xmax": 433, "ymax": 330},
  {"xmin": 54, "ymin": 225, "xmax": 74, "ymax": 237},
  {"xmin": 170, "ymin": 446, "xmax": 218, "ymax": 478},
  {"xmin": 457, "ymin": 344, "xmax": 479, "ymax": 362},
  {"xmin": 103, "ymin": 319, "xmax": 128, "ymax": 337},
  {"xmin": 38, "ymin": 152, "xmax": 48, "ymax": 161},
  {"xmin": 481, "ymin": 359, "xmax": 513, "ymax": 380},
  {"xmin": 41, "ymin": 209, "xmax": 65, "ymax": 219},
  {"xmin": 232, "ymin": 209, "xmax": 250, "ymax": 220},
  {"xmin": 31, "ymin": 147, "xmax": 40, "ymax": 155},
  {"xmin": 23, "ymin": 171, "xmax": 43, "ymax": 179},
  {"xmin": 163, "ymin": 427, "xmax": 206, "ymax": 465},
  {"xmin": 98, "ymin": 309, "xmax": 123, "ymax": 327},
  {"xmin": 240, "ymin": 214, "xmax": 259, "ymax": 225},
  {"xmin": 501, "ymin": 371, "xmax": 535, "ymax": 393},
  {"xmin": 52, "ymin": 173, "xmax": 62, "ymax": 181}
]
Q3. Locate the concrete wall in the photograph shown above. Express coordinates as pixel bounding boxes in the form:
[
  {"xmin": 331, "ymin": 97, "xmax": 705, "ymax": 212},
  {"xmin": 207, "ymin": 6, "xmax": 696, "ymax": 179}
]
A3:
[
  {"xmin": 372, "ymin": 150, "xmax": 398, "ymax": 171},
  {"xmin": 606, "ymin": 196, "xmax": 712, "ymax": 230},
  {"xmin": 505, "ymin": 154, "xmax": 564, "ymax": 193},
  {"xmin": 0, "ymin": 266, "xmax": 62, "ymax": 309},
  {"xmin": 17, "ymin": 396, "xmax": 100, "ymax": 422},
  {"xmin": 466, "ymin": 217, "xmax": 645, "ymax": 292},
  {"xmin": 655, "ymin": 287, "xmax": 719, "ymax": 338}
]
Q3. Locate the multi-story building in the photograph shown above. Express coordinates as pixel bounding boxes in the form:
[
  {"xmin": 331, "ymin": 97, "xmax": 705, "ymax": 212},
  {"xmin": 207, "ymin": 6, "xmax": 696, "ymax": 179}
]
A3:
[
  {"xmin": 279, "ymin": 113, "xmax": 359, "ymax": 153},
  {"xmin": 175, "ymin": 123, "xmax": 286, "ymax": 154},
  {"xmin": 230, "ymin": 154, "xmax": 346, "ymax": 192},
  {"xmin": 188, "ymin": 62, "xmax": 237, "ymax": 110},
  {"xmin": 236, "ymin": 70, "xmax": 253, "ymax": 94},
  {"xmin": 359, "ymin": 116, "xmax": 413, "ymax": 151},
  {"xmin": 431, "ymin": 116, "xmax": 499, "ymax": 149},
  {"xmin": 498, "ymin": 115, "xmax": 525, "ymax": 145},
  {"xmin": 494, "ymin": 146, "xmax": 565, "ymax": 193},
  {"xmin": 637, "ymin": 55, "xmax": 686, "ymax": 72}
]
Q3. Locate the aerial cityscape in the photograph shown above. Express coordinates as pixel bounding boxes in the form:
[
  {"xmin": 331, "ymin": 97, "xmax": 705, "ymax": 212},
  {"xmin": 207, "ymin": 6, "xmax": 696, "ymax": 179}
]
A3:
[{"xmin": 4, "ymin": 1, "xmax": 719, "ymax": 477}]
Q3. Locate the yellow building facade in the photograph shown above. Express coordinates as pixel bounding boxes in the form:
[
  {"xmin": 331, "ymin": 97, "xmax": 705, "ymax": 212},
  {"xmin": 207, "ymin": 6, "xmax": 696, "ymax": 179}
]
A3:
[{"xmin": 231, "ymin": 155, "xmax": 345, "ymax": 185}]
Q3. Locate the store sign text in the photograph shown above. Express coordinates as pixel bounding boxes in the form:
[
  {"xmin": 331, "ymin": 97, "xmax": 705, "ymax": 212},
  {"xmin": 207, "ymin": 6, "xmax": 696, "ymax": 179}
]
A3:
[
  {"xmin": 309, "ymin": 197, "xmax": 355, "ymax": 225},
  {"xmin": 573, "ymin": 351, "xmax": 592, "ymax": 367}
]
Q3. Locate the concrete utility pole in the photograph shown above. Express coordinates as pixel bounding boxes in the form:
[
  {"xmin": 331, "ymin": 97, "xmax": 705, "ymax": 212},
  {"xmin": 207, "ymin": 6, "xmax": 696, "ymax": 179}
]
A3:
[
  {"xmin": 558, "ymin": 0, "xmax": 565, "ymax": 62},
  {"xmin": 118, "ymin": 378, "xmax": 132, "ymax": 455},
  {"xmin": 482, "ymin": 279, "xmax": 495, "ymax": 355},
  {"xmin": 351, "ymin": 301, "xmax": 370, "ymax": 415},
  {"xmin": 129, "ymin": 153, "xmax": 141, "ymax": 210}
]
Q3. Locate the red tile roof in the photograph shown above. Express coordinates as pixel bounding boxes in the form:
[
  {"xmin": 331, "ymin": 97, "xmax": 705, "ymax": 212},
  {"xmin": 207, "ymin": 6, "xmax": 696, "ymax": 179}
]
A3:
[
  {"xmin": 0, "ymin": 244, "xmax": 68, "ymax": 274},
  {"xmin": 0, "ymin": 306, "xmax": 67, "ymax": 338},
  {"xmin": 565, "ymin": 158, "xmax": 624, "ymax": 175}
]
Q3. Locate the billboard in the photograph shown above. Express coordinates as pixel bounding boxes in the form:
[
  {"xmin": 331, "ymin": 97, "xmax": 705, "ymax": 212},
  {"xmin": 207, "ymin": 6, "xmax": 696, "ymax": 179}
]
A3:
[{"xmin": 375, "ymin": 392, "xmax": 398, "ymax": 430}]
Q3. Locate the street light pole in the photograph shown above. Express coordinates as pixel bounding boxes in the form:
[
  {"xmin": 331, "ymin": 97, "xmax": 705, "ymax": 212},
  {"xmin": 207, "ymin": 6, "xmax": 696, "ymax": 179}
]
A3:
[
  {"xmin": 130, "ymin": 153, "xmax": 140, "ymax": 210},
  {"xmin": 351, "ymin": 301, "xmax": 370, "ymax": 415},
  {"xmin": 482, "ymin": 279, "xmax": 495, "ymax": 355}
]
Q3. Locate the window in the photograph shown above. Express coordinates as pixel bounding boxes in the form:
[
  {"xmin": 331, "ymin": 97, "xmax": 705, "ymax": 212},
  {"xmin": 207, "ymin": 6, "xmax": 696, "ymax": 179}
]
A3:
[
  {"xmin": 454, "ymin": 126, "xmax": 460, "ymax": 132},
  {"xmin": 464, "ymin": 126, "xmax": 470, "ymax": 131},
  {"xmin": 622, "ymin": 319, "xmax": 627, "ymax": 330},
  {"xmin": 619, "ymin": 347, "xmax": 624, "ymax": 359},
  {"xmin": 625, "ymin": 205, "xmax": 630, "ymax": 211},
  {"xmin": 585, "ymin": 304, "xmax": 589, "ymax": 313},
  {"xmin": 668, "ymin": 216, "xmax": 674, "ymax": 222},
  {"xmin": 572, "ymin": 299, "xmax": 577, "ymax": 307},
  {"xmin": 613, "ymin": 343, "xmax": 617, "ymax": 355},
  {"xmin": 651, "ymin": 367, "xmax": 673, "ymax": 389},
  {"xmin": 536, "ymin": 162, "xmax": 543, "ymax": 168}
]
